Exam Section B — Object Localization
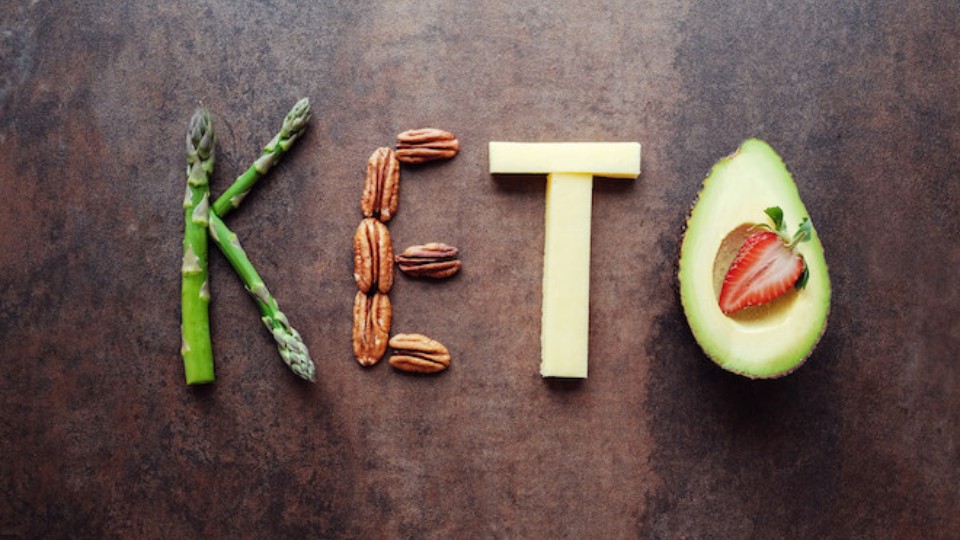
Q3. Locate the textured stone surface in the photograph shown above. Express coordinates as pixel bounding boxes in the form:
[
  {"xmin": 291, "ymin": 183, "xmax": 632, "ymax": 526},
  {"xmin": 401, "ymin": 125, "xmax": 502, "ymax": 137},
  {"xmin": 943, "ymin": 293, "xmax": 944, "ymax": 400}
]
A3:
[{"xmin": 1, "ymin": 1, "xmax": 958, "ymax": 538}]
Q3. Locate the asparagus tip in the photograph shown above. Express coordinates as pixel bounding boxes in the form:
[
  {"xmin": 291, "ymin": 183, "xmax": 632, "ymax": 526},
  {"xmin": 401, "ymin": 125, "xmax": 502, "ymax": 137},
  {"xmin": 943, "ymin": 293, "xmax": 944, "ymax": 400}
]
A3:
[
  {"xmin": 281, "ymin": 98, "xmax": 311, "ymax": 138},
  {"xmin": 187, "ymin": 107, "xmax": 215, "ymax": 163}
]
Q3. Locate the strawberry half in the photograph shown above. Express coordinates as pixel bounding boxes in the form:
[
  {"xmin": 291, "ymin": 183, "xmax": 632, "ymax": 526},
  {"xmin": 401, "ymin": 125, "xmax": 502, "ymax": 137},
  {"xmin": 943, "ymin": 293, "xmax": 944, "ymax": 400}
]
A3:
[{"xmin": 718, "ymin": 207, "xmax": 812, "ymax": 315}]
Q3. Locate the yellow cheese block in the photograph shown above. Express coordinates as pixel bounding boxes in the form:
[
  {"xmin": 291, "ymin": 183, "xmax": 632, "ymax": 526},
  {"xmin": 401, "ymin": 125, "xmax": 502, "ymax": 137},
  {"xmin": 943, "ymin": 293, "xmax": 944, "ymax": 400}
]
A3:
[
  {"xmin": 541, "ymin": 173, "xmax": 593, "ymax": 377},
  {"xmin": 489, "ymin": 142, "xmax": 641, "ymax": 178},
  {"xmin": 489, "ymin": 141, "xmax": 641, "ymax": 379}
]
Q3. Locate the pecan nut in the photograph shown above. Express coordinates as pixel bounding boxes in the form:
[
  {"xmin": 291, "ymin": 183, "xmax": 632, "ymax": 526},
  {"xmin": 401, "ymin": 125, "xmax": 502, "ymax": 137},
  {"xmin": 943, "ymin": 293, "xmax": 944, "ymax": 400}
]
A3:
[
  {"xmin": 353, "ymin": 218, "xmax": 394, "ymax": 294},
  {"xmin": 388, "ymin": 333, "xmax": 451, "ymax": 373},
  {"xmin": 395, "ymin": 243, "xmax": 461, "ymax": 279},
  {"xmin": 352, "ymin": 291, "xmax": 392, "ymax": 366},
  {"xmin": 395, "ymin": 128, "xmax": 460, "ymax": 164},
  {"xmin": 361, "ymin": 147, "xmax": 400, "ymax": 222}
]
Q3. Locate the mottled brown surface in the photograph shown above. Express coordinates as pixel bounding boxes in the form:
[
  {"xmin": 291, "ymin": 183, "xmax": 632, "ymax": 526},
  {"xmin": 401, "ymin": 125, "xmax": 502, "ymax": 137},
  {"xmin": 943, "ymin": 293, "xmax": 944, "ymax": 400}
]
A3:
[{"xmin": 1, "ymin": 1, "xmax": 958, "ymax": 538}]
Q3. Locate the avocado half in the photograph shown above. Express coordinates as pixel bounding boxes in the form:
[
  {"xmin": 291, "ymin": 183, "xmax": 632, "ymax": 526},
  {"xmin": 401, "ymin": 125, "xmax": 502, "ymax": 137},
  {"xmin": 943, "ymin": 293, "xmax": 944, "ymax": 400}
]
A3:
[{"xmin": 678, "ymin": 139, "xmax": 830, "ymax": 378}]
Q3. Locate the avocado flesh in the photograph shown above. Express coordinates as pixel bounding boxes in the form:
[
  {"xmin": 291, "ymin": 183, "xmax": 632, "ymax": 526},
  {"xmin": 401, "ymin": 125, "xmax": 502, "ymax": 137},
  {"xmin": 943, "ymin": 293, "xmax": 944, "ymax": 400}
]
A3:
[{"xmin": 679, "ymin": 139, "xmax": 830, "ymax": 378}]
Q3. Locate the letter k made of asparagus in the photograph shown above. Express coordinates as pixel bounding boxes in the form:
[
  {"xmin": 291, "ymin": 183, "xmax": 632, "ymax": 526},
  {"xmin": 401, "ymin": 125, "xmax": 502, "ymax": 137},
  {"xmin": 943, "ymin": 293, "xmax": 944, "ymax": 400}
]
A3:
[{"xmin": 181, "ymin": 99, "xmax": 315, "ymax": 384}]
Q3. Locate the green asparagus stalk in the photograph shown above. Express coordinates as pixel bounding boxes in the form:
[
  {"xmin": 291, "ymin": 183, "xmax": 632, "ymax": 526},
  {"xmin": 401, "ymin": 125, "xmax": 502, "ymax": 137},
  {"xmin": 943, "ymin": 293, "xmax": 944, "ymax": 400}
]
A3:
[
  {"xmin": 211, "ymin": 98, "xmax": 311, "ymax": 218},
  {"xmin": 208, "ymin": 213, "xmax": 316, "ymax": 382},
  {"xmin": 181, "ymin": 108, "xmax": 216, "ymax": 384}
]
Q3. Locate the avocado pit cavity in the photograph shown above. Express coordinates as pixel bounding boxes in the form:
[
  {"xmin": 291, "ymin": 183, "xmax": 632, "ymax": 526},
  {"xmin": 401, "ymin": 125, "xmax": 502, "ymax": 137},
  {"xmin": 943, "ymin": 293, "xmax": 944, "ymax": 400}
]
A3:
[{"xmin": 713, "ymin": 223, "xmax": 799, "ymax": 325}]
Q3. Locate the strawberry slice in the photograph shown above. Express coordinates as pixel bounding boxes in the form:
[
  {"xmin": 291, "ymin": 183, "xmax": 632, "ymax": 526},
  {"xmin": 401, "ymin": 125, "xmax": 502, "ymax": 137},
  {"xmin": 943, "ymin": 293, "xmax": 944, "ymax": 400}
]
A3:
[{"xmin": 718, "ymin": 230, "xmax": 805, "ymax": 315}]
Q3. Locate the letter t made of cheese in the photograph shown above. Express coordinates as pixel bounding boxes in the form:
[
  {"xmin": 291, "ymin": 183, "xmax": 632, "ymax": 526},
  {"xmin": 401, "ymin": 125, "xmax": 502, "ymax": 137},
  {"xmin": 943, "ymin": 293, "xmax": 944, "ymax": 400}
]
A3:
[{"xmin": 489, "ymin": 142, "xmax": 642, "ymax": 378}]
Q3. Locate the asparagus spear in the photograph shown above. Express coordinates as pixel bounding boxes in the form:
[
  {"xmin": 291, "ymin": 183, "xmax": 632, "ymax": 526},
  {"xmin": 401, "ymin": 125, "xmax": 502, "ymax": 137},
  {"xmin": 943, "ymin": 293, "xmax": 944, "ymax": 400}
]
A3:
[
  {"xmin": 181, "ymin": 108, "xmax": 216, "ymax": 384},
  {"xmin": 211, "ymin": 98, "xmax": 311, "ymax": 218},
  {"xmin": 208, "ymin": 213, "xmax": 316, "ymax": 382}
]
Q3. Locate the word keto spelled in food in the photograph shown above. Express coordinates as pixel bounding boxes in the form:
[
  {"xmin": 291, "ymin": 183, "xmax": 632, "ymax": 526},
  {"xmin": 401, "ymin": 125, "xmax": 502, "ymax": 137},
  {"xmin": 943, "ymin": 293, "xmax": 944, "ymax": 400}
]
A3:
[{"xmin": 489, "ymin": 142, "xmax": 642, "ymax": 379}]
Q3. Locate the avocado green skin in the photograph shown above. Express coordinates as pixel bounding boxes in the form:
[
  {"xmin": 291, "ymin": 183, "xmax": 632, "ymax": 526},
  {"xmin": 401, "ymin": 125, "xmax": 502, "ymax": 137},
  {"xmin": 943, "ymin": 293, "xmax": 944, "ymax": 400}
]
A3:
[{"xmin": 678, "ymin": 139, "xmax": 831, "ymax": 378}]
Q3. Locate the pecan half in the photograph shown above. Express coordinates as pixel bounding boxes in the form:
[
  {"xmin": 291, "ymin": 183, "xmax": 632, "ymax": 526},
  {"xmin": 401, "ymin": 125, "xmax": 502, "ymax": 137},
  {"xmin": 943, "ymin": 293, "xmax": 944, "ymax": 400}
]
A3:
[
  {"xmin": 388, "ymin": 333, "xmax": 451, "ymax": 373},
  {"xmin": 395, "ymin": 243, "xmax": 461, "ymax": 279},
  {"xmin": 353, "ymin": 218, "xmax": 394, "ymax": 294},
  {"xmin": 361, "ymin": 147, "xmax": 400, "ymax": 222},
  {"xmin": 395, "ymin": 128, "xmax": 460, "ymax": 164},
  {"xmin": 352, "ymin": 291, "xmax": 392, "ymax": 366}
]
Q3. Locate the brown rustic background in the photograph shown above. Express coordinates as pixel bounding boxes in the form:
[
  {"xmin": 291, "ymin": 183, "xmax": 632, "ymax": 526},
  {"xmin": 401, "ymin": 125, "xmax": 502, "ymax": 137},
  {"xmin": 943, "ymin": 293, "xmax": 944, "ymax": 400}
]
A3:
[{"xmin": 2, "ymin": 1, "xmax": 958, "ymax": 538}]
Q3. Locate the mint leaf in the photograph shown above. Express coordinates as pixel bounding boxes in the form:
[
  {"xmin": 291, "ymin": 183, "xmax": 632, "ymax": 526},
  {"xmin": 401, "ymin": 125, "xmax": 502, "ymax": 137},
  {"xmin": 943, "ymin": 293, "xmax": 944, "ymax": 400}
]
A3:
[
  {"xmin": 795, "ymin": 260, "xmax": 810, "ymax": 290},
  {"xmin": 793, "ymin": 217, "xmax": 812, "ymax": 245},
  {"xmin": 764, "ymin": 206, "xmax": 784, "ymax": 232}
]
